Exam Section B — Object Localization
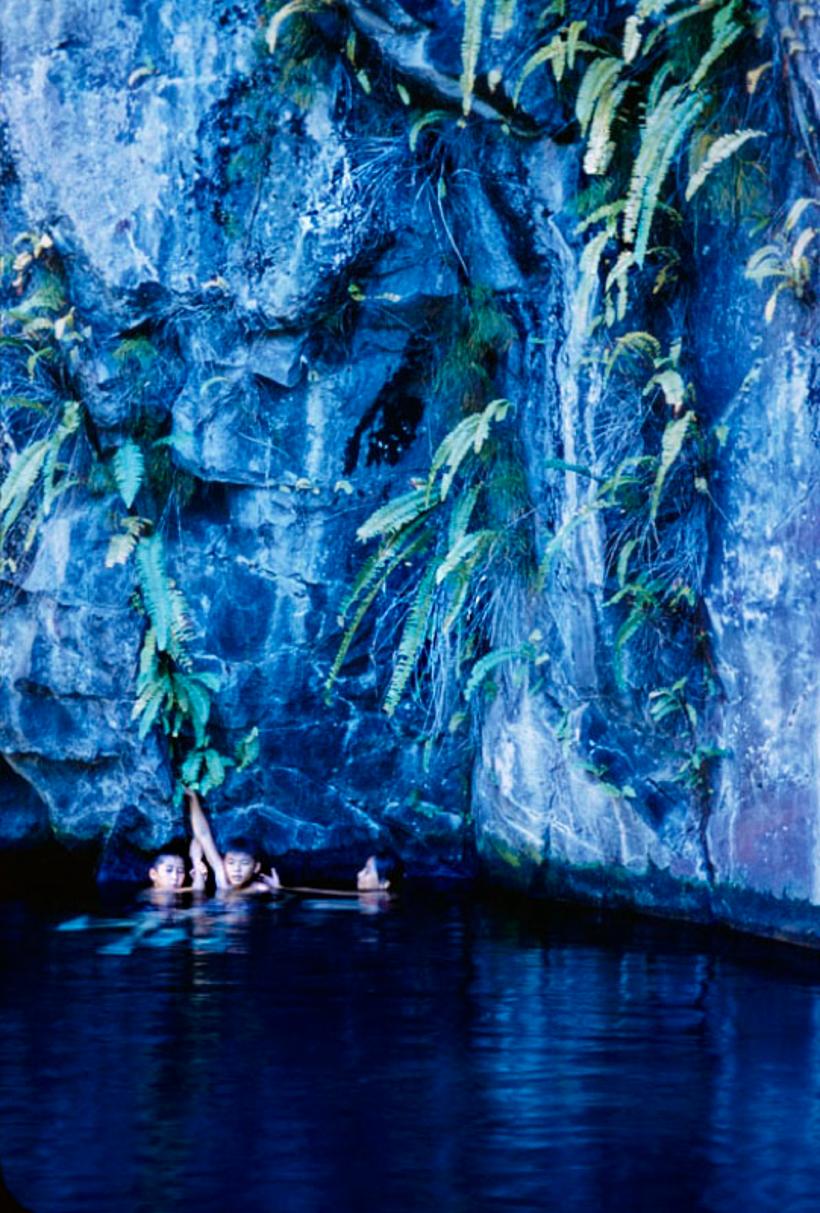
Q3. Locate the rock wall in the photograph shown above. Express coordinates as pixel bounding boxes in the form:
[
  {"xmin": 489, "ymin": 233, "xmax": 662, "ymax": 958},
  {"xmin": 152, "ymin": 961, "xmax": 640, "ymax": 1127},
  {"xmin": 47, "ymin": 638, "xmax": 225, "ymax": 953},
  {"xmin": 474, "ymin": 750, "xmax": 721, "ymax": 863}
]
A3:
[{"xmin": 0, "ymin": 0, "xmax": 818, "ymax": 937}]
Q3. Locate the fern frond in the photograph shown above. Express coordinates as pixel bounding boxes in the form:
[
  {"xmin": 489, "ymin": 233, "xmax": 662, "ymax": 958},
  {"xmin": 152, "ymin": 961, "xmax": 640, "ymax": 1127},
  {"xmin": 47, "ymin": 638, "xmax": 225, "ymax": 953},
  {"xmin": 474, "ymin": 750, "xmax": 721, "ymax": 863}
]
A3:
[
  {"xmin": 181, "ymin": 749, "xmax": 205, "ymax": 786},
  {"xmin": 491, "ymin": 0, "xmax": 516, "ymax": 39},
  {"xmin": 643, "ymin": 368, "xmax": 686, "ymax": 407},
  {"xmin": 265, "ymin": 0, "xmax": 324, "ymax": 53},
  {"xmin": 536, "ymin": 502, "xmax": 599, "ymax": 588},
  {"xmin": 133, "ymin": 674, "xmax": 171, "ymax": 739},
  {"xmin": 575, "ymin": 200, "xmax": 625, "ymax": 234},
  {"xmin": 435, "ymin": 529, "xmax": 494, "ymax": 585},
  {"xmin": 135, "ymin": 534, "xmax": 184, "ymax": 655},
  {"xmin": 137, "ymin": 628, "xmax": 159, "ymax": 688},
  {"xmin": 471, "ymin": 398, "xmax": 510, "ymax": 458},
  {"xmin": 460, "ymin": 0, "xmax": 487, "ymax": 116},
  {"xmin": 576, "ymin": 57, "xmax": 622, "ymax": 137},
  {"xmin": 566, "ymin": 20, "xmax": 588, "ymax": 70},
  {"xmin": 106, "ymin": 530, "xmax": 139, "ymax": 568},
  {"xmin": 513, "ymin": 36, "xmax": 565, "ymax": 106},
  {"xmin": 613, "ymin": 606, "xmax": 647, "ymax": 690},
  {"xmin": 623, "ymin": 14, "xmax": 643, "ymax": 62},
  {"xmin": 464, "ymin": 646, "xmax": 524, "ymax": 699},
  {"xmin": 171, "ymin": 673, "xmax": 211, "ymax": 749},
  {"xmin": 339, "ymin": 518, "xmax": 430, "ymax": 623},
  {"xmin": 8, "ymin": 277, "xmax": 66, "ymax": 318},
  {"xmin": 383, "ymin": 563, "xmax": 438, "ymax": 715},
  {"xmin": 236, "ymin": 726, "xmax": 260, "ymax": 772},
  {"xmin": 0, "ymin": 438, "xmax": 49, "ymax": 543},
  {"xmin": 408, "ymin": 110, "xmax": 448, "ymax": 152},
  {"xmin": 575, "ymin": 228, "xmax": 612, "ymax": 332},
  {"xmin": 744, "ymin": 244, "xmax": 786, "ymax": 283},
  {"xmin": 649, "ymin": 410, "xmax": 695, "ymax": 522},
  {"xmin": 685, "ymin": 129, "xmax": 765, "ymax": 201},
  {"xmin": 584, "ymin": 80, "xmax": 630, "ymax": 175},
  {"xmin": 356, "ymin": 489, "xmax": 432, "ymax": 542},
  {"xmin": 111, "ymin": 440, "xmax": 145, "ymax": 509},
  {"xmin": 325, "ymin": 530, "xmax": 431, "ymax": 699},
  {"xmin": 785, "ymin": 196, "xmax": 820, "ymax": 232},
  {"xmin": 623, "ymin": 86, "xmax": 705, "ymax": 265},
  {"xmin": 688, "ymin": 5, "xmax": 743, "ymax": 91},
  {"xmin": 604, "ymin": 330, "xmax": 662, "ymax": 380},
  {"xmin": 448, "ymin": 484, "xmax": 482, "ymax": 547},
  {"xmin": 202, "ymin": 748, "xmax": 231, "ymax": 794}
]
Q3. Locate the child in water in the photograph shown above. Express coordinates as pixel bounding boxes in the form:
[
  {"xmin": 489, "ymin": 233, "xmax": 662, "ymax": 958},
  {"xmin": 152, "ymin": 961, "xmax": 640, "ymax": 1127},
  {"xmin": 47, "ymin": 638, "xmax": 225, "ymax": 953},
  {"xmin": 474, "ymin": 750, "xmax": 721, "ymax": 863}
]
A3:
[
  {"xmin": 186, "ymin": 788, "xmax": 280, "ymax": 894},
  {"xmin": 147, "ymin": 838, "xmax": 207, "ymax": 894},
  {"xmin": 281, "ymin": 853, "xmax": 402, "ymax": 897}
]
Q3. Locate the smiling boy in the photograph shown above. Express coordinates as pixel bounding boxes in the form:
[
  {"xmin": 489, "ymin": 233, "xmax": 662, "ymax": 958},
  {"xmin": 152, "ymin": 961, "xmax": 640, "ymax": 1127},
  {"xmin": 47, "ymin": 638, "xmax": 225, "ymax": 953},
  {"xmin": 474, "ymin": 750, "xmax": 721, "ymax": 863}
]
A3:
[{"xmin": 186, "ymin": 789, "xmax": 280, "ymax": 894}]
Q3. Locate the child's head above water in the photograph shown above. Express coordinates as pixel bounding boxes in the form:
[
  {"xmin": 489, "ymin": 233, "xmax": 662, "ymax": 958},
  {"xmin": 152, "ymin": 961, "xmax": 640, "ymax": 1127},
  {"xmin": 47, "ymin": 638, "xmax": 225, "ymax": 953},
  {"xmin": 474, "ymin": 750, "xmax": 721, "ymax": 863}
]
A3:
[
  {"xmin": 356, "ymin": 852, "xmax": 402, "ymax": 892},
  {"xmin": 148, "ymin": 848, "xmax": 187, "ymax": 891},
  {"xmin": 221, "ymin": 836, "xmax": 262, "ymax": 889}
]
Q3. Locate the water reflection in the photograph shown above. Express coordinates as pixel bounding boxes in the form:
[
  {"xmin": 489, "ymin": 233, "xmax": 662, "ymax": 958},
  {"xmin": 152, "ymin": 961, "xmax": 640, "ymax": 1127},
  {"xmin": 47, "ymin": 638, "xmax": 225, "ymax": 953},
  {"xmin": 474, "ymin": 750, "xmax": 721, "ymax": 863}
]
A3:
[{"xmin": 2, "ymin": 894, "xmax": 820, "ymax": 1212}]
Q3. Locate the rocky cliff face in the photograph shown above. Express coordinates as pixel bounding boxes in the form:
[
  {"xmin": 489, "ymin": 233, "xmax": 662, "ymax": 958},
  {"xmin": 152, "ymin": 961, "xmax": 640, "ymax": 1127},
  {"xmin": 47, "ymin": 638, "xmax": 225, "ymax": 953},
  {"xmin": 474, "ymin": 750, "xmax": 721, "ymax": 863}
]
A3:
[{"xmin": 0, "ymin": 0, "xmax": 817, "ymax": 936}]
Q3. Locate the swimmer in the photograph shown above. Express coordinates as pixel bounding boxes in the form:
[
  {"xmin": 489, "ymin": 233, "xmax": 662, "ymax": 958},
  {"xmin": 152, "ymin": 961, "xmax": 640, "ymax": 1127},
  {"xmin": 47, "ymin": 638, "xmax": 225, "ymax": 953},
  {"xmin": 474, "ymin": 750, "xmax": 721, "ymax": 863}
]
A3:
[
  {"xmin": 280, "ymin": 852, "xmax": 402, "ymax": 897},
  {"xmin": 186, "ymin": 788, "xmax": 280, "ymax": 894},
  {"xmin": 148, "ymin": 837, "xmax": 207, "ymax": 894}
]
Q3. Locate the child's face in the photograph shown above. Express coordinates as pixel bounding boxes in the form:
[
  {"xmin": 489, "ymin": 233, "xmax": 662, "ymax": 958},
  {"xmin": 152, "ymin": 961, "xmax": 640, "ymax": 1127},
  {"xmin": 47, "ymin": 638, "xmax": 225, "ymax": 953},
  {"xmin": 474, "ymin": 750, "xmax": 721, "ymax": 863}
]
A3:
[
  {"xmin": 224, "ymin": 850, "xmax": 260, "ymax": 888},
  {"xmin": 149, "ymin": 855, "xmax": 187, "ymax": 891},
  {"xmin": 356, "ymin": 856, "xmax": 389, "ymax": 891}
]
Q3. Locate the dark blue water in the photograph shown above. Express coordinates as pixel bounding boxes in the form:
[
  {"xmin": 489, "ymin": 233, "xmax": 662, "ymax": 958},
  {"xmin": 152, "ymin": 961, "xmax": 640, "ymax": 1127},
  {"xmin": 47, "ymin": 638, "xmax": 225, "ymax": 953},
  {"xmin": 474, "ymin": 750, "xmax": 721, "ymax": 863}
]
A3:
[{"xmin": 2, "ymin": 889, "xmax": 820, "ymax": 1213}]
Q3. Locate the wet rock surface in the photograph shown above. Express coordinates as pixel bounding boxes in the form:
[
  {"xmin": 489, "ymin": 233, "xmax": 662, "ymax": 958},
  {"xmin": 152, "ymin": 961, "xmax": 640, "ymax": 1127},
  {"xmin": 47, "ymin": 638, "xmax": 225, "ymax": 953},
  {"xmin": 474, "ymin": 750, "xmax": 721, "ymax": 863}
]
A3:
[{"xmin": 0, "ymin": 0, "xmax": 818, "ymax": 937}]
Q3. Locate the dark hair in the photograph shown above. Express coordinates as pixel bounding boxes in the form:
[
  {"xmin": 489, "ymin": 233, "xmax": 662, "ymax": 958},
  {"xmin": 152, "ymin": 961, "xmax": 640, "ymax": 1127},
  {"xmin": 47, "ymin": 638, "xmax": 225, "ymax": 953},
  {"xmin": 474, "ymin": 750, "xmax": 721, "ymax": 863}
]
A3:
[
  {"xmin": 372, "ymin": 852, "xmax": 404, "ymax": 889},
  {"xmin": 151, "ymin": 840, "xmax": 187, "ymax": 868},
  {"xmin": 222, "ymin": 836, "xmax": 260, "ymax": 861}
]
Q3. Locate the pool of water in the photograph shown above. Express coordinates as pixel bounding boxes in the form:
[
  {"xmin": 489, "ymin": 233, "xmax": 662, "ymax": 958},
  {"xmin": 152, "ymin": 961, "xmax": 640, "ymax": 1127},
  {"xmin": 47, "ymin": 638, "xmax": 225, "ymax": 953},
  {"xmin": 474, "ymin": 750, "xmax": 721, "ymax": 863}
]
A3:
[{"xmin": 2, "ymin": 888, "xmax": 820, "ymax": 1213}]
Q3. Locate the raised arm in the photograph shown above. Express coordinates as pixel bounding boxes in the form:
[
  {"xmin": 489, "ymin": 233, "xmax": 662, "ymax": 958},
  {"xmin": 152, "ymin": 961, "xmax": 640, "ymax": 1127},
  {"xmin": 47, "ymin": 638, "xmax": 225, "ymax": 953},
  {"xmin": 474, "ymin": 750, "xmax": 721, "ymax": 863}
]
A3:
[
  {"xmin": 188, "ymin": 836, "xmax": 207, "ymax": 892},
  {"xmin": 186, "ymin": 789, "xmax": 228, "ymax": 890}
]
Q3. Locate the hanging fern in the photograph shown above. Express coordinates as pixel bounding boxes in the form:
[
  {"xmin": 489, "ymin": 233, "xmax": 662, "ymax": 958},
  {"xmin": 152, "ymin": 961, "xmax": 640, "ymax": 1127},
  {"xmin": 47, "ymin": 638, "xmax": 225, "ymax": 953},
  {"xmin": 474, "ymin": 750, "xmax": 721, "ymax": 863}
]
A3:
[
  {"xmin": 383, "ymin": 562, "xmax": 439, "ymax": 715},
  {"xmin": 685, "ymin": 129, "xmax": 765, "ymax": 201},
  {"xmin": 514, "ymin": 39, "xmax": 562, "ymax": 105},
  {"xmin": 649, "ymin": 411, "xmax": 695, "ymax": 522},
  {"xmin": 265, "ymin": 0, "xmax": 326, "ymax": 53},
  {"xmin": 325, "ymin": 528, "xmax": 432, "ymax": 700},
  {"xmin": 576, "ymin": 57, "xmax": 623, "ymax": 136},
  {"xmin": 0, "ymin": 399, "xmax": 81, "ymax": 551},
  {"xmin": 110, "ymin": 439, "xmax": 145, "ymax": 510},
  {"xmin": 491, "ymin": 0, "xmax": 516, "ymax": 40},
  {"xmin": 356, "ymin": 489, "xmax": 432, "ymax": 542},
  {"xmin": 623, "ymin": 86, "xmax": 705, "ymax": 265},
  {"xmin": 687, "ymin": 3, "xmax": 743, "ymax": 91},
  {"xmin": 460, "ymin": 0, "xmax": 487, "ymax": 116},
  {"xmin": 584, "ymin": 80, "xmax": 630, "ymax": 175},
  {"xmin": 435, "ymin": 528, "xmax": 495, "ymax": 585},
  {"xmin": 135, "ymin": 533, "xmax": 191, "ymax": 659}
]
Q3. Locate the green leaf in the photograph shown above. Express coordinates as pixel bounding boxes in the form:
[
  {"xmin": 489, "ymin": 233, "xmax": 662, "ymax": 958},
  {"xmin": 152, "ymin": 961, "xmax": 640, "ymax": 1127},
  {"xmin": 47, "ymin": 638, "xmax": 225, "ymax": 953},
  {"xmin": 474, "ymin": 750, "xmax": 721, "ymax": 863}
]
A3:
[
  {"xmin": 110, "ymin": 440, "xmax": 145, "ymax": 509},
  {"xmin": 435, "ymin": 529, "xmax": 494, "ymax": 585},
  {"xmin": 464, "ymin": 645, "xmax": 525, "ymax": 699},
  {"xmin": 356, "ymin": 489, "xmax": 432, "ymax": 542},
  {"xmin": 236, "ymin": 726, "xmax": 260, "ymax": 772},
  {"xmin": 650, "ymin": 410, "xmax": 695, "ymax": 522},
  {"xmin": 383, "ymin": 563, "xmax": 438, "ymax": 715},
  {"xmin": 0, "ymin": 438, "xmax": 49, "ymax": 542},
  {"xmin": 135, "ymin": 533, "xmax": 190, "ymax": 655},
  {"xmin": 686, "ymin": 129, "xmax": 766, "ymax": 202},
  {"xmin": 460, "ymin": 0, "xmax": 487, "ymax": 115}
]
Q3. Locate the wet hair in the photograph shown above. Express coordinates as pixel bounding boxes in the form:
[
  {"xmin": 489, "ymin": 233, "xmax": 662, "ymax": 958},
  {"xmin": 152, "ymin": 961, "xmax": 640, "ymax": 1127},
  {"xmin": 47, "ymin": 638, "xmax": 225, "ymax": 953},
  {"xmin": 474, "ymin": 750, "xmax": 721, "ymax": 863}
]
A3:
[
  {"xmin": 150, "ymin": 840, "xmax": 187, "ymax": 868},
  {"xmin": 222, "ymin": 836, "xmax": 260, "ymax": 861},
  {"xmin": 371, "ymin": 852, "xmax": 403, "ymax": 889}
]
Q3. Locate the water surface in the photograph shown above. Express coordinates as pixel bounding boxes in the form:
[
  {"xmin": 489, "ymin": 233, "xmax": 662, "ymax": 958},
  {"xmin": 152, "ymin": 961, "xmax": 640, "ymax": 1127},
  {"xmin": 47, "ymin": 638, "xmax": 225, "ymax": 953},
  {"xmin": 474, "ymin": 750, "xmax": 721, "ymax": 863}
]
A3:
[{"xmin": 2, "ymin": 889, "xmax": 820, "ymax": 1213}]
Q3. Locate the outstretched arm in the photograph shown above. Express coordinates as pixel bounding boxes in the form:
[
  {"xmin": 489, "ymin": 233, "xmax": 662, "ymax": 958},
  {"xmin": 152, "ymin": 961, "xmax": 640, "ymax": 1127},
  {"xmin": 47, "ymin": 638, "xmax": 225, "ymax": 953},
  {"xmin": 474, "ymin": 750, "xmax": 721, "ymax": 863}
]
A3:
[{"xmin": 187, "ymin": 789, "xmax": 228, "ymax": 890}]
